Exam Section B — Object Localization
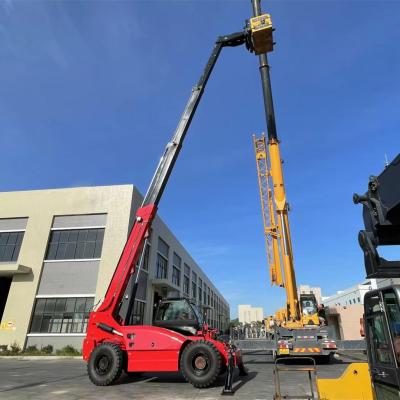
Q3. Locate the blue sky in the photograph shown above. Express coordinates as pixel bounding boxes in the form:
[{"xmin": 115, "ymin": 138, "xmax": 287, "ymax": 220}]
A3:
[{"xmin": 1, "ymin": 1, "xmax": 399, "ymax": 317}]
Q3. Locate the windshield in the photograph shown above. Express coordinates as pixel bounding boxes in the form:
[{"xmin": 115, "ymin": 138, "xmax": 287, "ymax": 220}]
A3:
[
  {"xmin": 192, "ymin": 303, "xmax": 204, "ymax": 325},
  {"xmin": 301, "ymin": 297, "xmax": 317, "ymax": 315},
  {"xmin": 155, "ymin": 300, "xmax": 197, "ymax": 321}
]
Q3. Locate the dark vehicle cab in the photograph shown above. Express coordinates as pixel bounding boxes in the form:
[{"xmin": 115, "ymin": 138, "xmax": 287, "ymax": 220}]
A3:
[{"xmin": 153, "ymin": 298, "xmax": 205, "ymax": 336}]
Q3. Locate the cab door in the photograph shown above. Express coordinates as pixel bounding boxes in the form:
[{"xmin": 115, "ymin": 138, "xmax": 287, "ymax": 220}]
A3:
[{"xmin": 364, "ymin": 290, "xmax": 400, "ymax": 398}]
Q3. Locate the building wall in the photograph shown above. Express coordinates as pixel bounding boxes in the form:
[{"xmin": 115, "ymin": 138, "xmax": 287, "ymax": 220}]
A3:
[
  {"xmin": 0, "ymin": 185, "xmax": 134, "ymax": 349},
  {"xmin": 0, "ymin": 185, "xmax": 230, "ymax": 350},
  {"xmin": 238, "ymin": 305, "xmax": 264, "ymax": 323},
  {"xmin": 326, "ymin": 305, "xmax": 364, "ymax": 340}
]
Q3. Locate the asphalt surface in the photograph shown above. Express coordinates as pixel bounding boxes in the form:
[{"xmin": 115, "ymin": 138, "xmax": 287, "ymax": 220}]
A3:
[{"xmin": 0, "ymin": 353, "xmax": 365, "ymax": 400}]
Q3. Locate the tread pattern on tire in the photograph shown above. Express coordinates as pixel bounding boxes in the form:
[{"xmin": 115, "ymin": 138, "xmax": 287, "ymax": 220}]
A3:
[
  {"xmin": 87, "ymin": 342, "xmax": 124, "ymax": 386},
  {"xmin": 180, "ymin": 339, "xmax": 222, "ymax": 388}
]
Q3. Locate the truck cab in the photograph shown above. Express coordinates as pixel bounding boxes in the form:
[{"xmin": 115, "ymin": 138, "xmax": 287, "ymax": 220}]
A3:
[{"xmin": 364, "ymin": 285, "xmax": 400, "ymax": 398}]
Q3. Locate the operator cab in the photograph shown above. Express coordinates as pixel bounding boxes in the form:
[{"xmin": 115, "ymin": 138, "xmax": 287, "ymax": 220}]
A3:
[
  {"xmin": 300, "ymin": 294, "xmax": 318, "ymax": 316},
  {"xmin": 364, "ymin": 285, "xmax": 400, "ymax": 396},
  {"xmin": 153, "ymin": 298, "xmax": 204, "ymax": 336},
  {"xmin": 299, "ymin": 293, "xmax": 320, "ymax": 326}
]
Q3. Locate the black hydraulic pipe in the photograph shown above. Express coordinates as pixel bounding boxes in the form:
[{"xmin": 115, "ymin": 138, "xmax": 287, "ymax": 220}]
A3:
[{"xmin": 251, "ymin": 0, "xmax": 278, "ymax": 142}]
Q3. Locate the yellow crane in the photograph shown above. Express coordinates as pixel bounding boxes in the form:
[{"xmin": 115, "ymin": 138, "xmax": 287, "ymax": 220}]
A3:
[
  {"xmin": 253, "ymin": 133, "xmax": 319, "ymax": 328},
  {"xmin": 250, "ymin": 5, "xmax": 336, "ymax": 360}
]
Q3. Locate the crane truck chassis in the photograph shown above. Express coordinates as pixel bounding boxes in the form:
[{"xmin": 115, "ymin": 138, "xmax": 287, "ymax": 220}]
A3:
[{"xmin": 83, "ymin": 0, "xmax": 273, "ymax": 392}]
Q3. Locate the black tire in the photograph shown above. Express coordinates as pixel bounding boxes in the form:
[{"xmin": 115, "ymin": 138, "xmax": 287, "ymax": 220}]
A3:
[
  {"xmin": 87, "ymin": 342, "xmax": 124, "ymax": 386},
  {"xmin": 180, "ymin": 340, "xmax": 222, "ymax": 388}
]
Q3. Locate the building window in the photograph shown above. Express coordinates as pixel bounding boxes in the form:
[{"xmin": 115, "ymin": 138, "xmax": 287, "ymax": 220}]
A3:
[
  {"xmin": 183, "ymin": 263, "xmax": 190, "ymax": 295},
  {"xmin": 358, "ymin": 297, "xmax": 361, "ymax": 303},
  {"xmin": 156, "ymin": 254, "xmax": 168, "ymax": 279},
  {"xmin": 192, "ymin": 272, "xmax": 197, "ymax": 300},
  {"xmin": 156, "ymin": 238, "xmax": 169, "ymax": 279},
  {"xmin": 172, "ymin": 252, "xmax": 181, "ymax": 286},
  {"xmin": 207, "ymin": 287, "xmax": 211, "ymax": 306},
  {"xmin": 142, "ymin": 244, "xmax": 151, "ymax": 271},
  {"xmin": 45, "ymin": 229, "xmax": 104, "ymax": 260},
  {"xmin": 183, "ymin": 276, "xmax": 190, "ymax": 295},
  {"xmin": 172, "ymin": 267, "xmax": 181, "ymax": 286},
  {"xmin": 198, "ymin": 278, "xmax": 203, "ymax": 303},
  {"xmin": 173, "ymin": 252, "xmax": 181, "ymax": 268},
  {"xmin": 30, "ymin": 297, "xmax": 94, "ymax": 333},
  {"xmin": 0, "ymin": 231, "xmax": 24, "ymax": 262},
  {"xmin": 158, "ymin": 237, "xmax": 169, "ymax": 257},
  {"xmin": 184, "ymin": 263, "xmax": 190, "ymax": 278},
  {"xmin": 192, "ymin": 281, "xmax": 197, "ymax": 300}
]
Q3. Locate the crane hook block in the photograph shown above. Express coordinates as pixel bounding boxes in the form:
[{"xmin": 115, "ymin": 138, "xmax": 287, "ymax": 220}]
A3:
[{"xmin": 249, "ymin": 13, "xmax": 274, "ymax": 55}]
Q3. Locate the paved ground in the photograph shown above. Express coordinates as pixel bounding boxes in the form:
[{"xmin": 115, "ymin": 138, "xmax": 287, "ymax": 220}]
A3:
[{"xmin": 0, "ymin": 353, "xmax": 365, "ymax": 400}]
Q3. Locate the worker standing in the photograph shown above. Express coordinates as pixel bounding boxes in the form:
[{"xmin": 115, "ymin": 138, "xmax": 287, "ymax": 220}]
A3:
[{"xmin": 317, "ymin": 304, "xmax": 327, "ymax": 326}]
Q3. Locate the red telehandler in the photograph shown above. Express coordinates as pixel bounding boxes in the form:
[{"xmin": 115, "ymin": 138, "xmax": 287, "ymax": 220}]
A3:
[{"xmin": 82, "ymin": 1, "xmax": 273, "ymax": 393}]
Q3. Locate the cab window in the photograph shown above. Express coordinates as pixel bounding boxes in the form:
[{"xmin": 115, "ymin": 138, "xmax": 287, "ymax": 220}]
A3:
[
  {"xmin": 192, "ymin": 304, "xmax": 204, "ymax": 325},
  {"xmin": 366, "ymin": 295, "xmax": 394, "ymax": 365},
  {"xmin": 155, "ymin": 300, "xmax": 195, "ymax": 321},
  {"xmin": 301, "ymin": 298, "xmax": 317, "ymax": 316},
  {"xmin": 383, "ymin": 290, "xmax": 400, "ymax": 364}
]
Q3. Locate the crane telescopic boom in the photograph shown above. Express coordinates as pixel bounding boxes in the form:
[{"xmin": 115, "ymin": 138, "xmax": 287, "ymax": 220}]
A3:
[
  {"xmin": 251, "ymin": 0, "xmax": 300, "ymax": 324},
  {"xmin": 253, "ymin": 133, "xmax": 300, "ymax": 324}
]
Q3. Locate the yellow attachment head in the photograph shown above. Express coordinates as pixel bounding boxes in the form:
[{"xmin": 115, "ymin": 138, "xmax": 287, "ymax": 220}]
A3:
[{"xmin": 249, "ymin": 13, "xmax": 274, "ymax": 55}]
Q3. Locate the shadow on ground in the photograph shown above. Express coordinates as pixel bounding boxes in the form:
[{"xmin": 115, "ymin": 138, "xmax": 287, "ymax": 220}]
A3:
[{"xmin": 116, "ymin": 368, "xmax": 258, "ymax": 394}]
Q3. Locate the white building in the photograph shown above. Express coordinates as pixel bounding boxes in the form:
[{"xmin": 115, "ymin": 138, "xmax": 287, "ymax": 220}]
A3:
[
  {"xmin": 323, "ymin": 277, "xmax": 400, "ymax": 309},
  {"xmin": 375, "ymin": 278, "xmax": 400, "ymax": 289},
  {"xmin": 322, "ymin": 278, "xmax": 400, "ymax": 340},
  {"xmin": 322, "ymin": 280, "xmax": 379, "ymax": 307},
  {"xmin": 238, "ymin": 305, "xmax": 264, "ymax": 323},
  {"xmin": 298, "ymin": 285, "xmax": 322, "ymax": 303}
]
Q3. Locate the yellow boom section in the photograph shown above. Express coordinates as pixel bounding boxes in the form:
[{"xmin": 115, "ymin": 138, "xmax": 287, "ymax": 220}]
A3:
[
  {"xmin": 253, "ymin": 134, "xmax": 283, "ymax": 287},
  {"xmin": 253, "ymin": 133, "xmax": 300, "ymax": 323}
]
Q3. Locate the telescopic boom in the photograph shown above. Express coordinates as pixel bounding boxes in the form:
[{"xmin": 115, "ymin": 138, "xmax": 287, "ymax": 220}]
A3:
[
  {"xmin": 92, "ymin": 10, "xmax": 274, "ymax": 325},
  {"xmin": 252, "ymin": 0, "xmax": 300, "ymax": 323}
]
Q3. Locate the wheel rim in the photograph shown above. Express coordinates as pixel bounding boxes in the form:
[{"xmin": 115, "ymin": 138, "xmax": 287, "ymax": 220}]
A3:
[
  {"xmin": 192, "ymin": 352, "xmax": 210, "ymax": 376},
  {"xmin": 95, "ymin": 355, "xmax": 112, "ymax": 376}
]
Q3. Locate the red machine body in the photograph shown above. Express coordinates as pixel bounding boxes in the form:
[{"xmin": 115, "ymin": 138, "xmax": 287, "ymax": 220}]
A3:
[
  {"xmin": 82, "ymin": 205, "xmax": 243, "ymax": 385},
  {"xmin": 83, "ymin": 323, "xmax": 235, "ymax": 373}
]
